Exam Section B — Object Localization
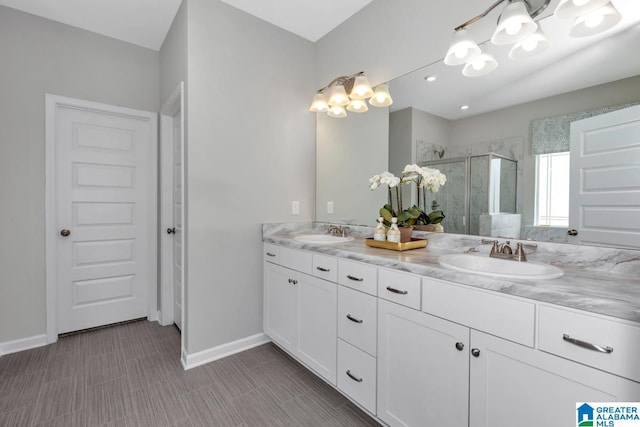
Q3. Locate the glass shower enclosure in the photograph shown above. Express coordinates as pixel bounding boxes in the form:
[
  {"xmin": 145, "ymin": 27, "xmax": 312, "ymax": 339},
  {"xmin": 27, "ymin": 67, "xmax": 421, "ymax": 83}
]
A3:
[{"xmin": 420, "ymin": 153, "xmax": 517, "ymax": 236}]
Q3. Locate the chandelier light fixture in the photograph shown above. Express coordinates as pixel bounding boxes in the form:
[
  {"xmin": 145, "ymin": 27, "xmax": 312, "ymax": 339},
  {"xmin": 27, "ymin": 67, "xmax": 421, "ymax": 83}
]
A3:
[
  {"xmin": 309, "ymin": 72, "xmax": 392, "ymax": 118},
  {"xmin": 444, "ymin": 0, "xmax": 623, "ymax": 77}
]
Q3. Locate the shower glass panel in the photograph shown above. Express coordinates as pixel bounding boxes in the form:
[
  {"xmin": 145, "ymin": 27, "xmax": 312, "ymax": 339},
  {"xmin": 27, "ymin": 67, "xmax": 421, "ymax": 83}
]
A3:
[
  {"xmin": 422, "ymin": 153, "xmax": 517, "ymax": 237},
  {"xmin": 470, "ymin": 153, "xmax": 517, "ymax": 236},
  {"xmin": 420, "ymin": 157, "xmax": 468, "ymax": 235}
]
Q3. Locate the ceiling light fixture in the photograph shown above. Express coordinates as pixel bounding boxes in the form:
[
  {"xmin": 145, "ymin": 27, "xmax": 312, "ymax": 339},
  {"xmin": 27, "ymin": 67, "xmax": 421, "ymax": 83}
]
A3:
[
  {"xmin": 462, "ymin": 44, "xmax": 499, "ymax": 77},
  {"xmin": 309, "ymin": 71, "xmax": 392, "ymax": 118},
  {"xmin": 444, "ymin": 0, "xmax": 623, "ymax": 77}
]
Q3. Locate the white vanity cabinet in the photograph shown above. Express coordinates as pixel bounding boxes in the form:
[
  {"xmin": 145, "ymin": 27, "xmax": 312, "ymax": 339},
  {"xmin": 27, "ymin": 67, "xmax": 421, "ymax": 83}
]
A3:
[
  {"xmin": 263, "ymin": 240, "xmax": 640, "ymax": 427},
  {"xmin": 263, "ymin": 245, "xmax": 337, "ymax": 385},
  {"xmin": 377, "ymin": 298, "xmax": 470, "ymax": 427},
  {"xmin": 469, "ymin": 330, "xmax": 640, "ymax": 427}
]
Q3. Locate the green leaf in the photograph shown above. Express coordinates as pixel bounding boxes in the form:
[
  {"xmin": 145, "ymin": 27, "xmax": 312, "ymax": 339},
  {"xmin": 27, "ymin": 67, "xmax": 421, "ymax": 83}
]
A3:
[
  {"xmin": 380, "ymin": 207, "xmax": 393, "ymax": 223},
  {"xmin": 427, "ymin": 210, "xmax": 445, "ymax": 224}
]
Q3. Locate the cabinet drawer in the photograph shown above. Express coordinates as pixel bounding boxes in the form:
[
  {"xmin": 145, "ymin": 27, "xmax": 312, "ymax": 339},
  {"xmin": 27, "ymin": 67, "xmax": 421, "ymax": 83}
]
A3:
[
  {"xmin": 280, "ymin": 246, "xmax": 312, "ymax": 274},
  {"xmin": 337, "ymin": 339, "xmax": 377, "ymax": 415},
  {"xmin": 422, "ymin": 277, "xmax": 535, "ymax": 347},
  {"xmin": 378, "ymin": 268, "xmax": 421, "ymax": 310},
  {"xmin": 312, "ymin": 254, "xmax": 338, "ymax": 282},
  {"xmin": 338, "ymin": 286, "xmax": 377, "ymax": 356},
  {"xmin": 538, "ymin": 305, "xmax": 640, "ymax": 382},
  {"xmin": 338, "ymin": 259, "xmax": 378, "ymax": 296},
  {"xmin": 263, "ymin": 243, "xmax": 280, "ymax": 263}
]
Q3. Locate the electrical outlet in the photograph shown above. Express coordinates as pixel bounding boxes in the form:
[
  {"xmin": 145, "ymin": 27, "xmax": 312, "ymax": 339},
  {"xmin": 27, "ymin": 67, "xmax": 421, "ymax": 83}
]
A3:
[
  {"xmin": 291, "ymin": 201, "xmax": 300, "ymax": 215},
  {"xmin": 327, "ymin": 201, "xmax": 334, "ymax": 214}
]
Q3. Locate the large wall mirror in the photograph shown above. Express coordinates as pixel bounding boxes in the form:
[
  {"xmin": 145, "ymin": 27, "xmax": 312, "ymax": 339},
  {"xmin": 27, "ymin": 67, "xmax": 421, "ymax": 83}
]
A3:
[{"xmin": 316, "ymin": 2, "xmax": 640, "ymax": 247}]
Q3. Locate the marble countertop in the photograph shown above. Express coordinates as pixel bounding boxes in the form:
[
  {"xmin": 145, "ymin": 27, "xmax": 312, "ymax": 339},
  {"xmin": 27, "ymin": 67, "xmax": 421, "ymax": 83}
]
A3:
[{"xmin": 263, "ymin": 223, "xmax": 640, "ymax": 324}]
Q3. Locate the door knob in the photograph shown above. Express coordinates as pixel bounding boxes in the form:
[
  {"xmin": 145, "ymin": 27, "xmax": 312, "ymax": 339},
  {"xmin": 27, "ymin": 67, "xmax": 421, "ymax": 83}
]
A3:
[
  {"xmin": 60, "ymin": 229, "xmax": 71, "ymax": 237},
  {"xmin": 167, "ymin": 227, "xmax": 176, "ymax": 234},
  {"xmin": 567, "ymin": 229, "xmax": 578, "ymax": 236}
]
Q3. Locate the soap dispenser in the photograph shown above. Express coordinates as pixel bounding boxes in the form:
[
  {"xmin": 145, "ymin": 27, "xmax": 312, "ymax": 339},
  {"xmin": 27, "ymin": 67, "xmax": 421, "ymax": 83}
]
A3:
[
  {"xmin": 386, "ymin": 217, "xmax": 401, "ymax": 243},
  {"xmin": 374, "ymin": 216, "xmax": 387, "ymax": 241}
]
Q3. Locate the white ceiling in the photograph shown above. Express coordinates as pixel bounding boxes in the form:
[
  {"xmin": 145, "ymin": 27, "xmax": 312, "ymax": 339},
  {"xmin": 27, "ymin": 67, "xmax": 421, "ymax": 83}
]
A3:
[
  {"xmin": 0, "ymin": 0, "xmax": 182, "ymax": 50},
  {"xmin": 1, "ymin": 0, "xmax": 638, "ymax": 119},
  {"xmin": 219, "ymin": 0, "xmax": 372, "ymax": 42}
]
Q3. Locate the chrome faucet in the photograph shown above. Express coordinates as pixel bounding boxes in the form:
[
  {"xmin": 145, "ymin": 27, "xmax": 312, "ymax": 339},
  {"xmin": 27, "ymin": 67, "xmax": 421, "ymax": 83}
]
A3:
[{"xmin": 328, "ymin": 225, "xmax": 350, "ymax": 237}]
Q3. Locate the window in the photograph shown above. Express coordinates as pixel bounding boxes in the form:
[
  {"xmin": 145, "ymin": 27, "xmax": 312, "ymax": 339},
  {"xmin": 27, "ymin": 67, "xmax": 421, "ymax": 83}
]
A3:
[{"xmin": 535, "ymin": 152, "xmax": 569, "ymax": 227}]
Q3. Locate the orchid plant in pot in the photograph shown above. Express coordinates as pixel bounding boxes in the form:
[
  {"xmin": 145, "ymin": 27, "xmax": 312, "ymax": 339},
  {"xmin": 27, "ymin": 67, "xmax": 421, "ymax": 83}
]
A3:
[{"xmin": 369, "ymin": 164, "xmax": 447, "ymax": 240}]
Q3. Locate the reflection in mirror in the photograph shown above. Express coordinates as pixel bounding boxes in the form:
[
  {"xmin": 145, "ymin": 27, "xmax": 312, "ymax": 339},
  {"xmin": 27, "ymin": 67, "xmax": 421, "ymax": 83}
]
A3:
[{"xmin": 314, "ymin": 8, "xmax": 640, "ymax": 247}]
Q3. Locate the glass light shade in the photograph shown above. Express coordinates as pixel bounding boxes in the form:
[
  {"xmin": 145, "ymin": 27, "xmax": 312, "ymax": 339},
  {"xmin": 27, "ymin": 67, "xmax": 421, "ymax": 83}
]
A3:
[
  {"xmin": 368, "ymin": 84, "xmax": 393, "ymax": 107},
  {"xmin": 462, "ymin": 47, "xmax": 498, "ymax": 77},
  {"xmin": 309, "ymin": 92, "xmax": 329, "ymax": 113},
  {"xmin": 328, "ymin": 84, "xmax": 350, "ymax": 107},
  {"xmin": 554, "ymin": 0, "xmax": 609, "ymax": 19},
  {"xmin": 349, "ymin": 75, "xmax": 374, "ymax": 100},
  {"xmin": 491, "ymin": 0, "xmax": 538, "ymax": 45},
  {"xmin": 444, "ymin": 28, "xmax": 481, "ymax": 66},
  {"xmin": 509, "ymin": 27, "xmax": 551, "ymax": 59},
  {"xmin": 569, "ymin": 2, "xmax": 621, "ymax": 37},
  {"xmin": 327, "ymin": 105, "xmax": 347, "ymax": 118},
  {"xmin": 347, "ymin": 99, "xmax": 369, "ymax": 113}
]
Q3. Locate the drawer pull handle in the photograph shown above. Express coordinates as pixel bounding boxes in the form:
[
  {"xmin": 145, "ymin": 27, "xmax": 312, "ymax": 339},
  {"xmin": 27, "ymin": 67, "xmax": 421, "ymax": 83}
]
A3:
[
  {"xmin": 316, "ymin": 266, "xmax": 330, "ymax": 272},
  {"xmin": 386, "ymin": 286, "xmax": 408, "ymax": 295},
  {"xmin": 287, "ymin": 279, "xmax": 298, "ymax": 285},
  {"xmin": 346, "ymin": 370, "xmax": 363, "ymax": 383},
  {"xmin": 346, "ymin": 314, "xmax": 363, "ymax": 324},
  {"xmin": 266, "ymin": 252, "xmax": 276, "ymax": 257},
  {"xmin": 562, "ymin": 334, "xmax": 613, "ymax": 354},
  {"xmin": 346, "ymin": 275, "xmax": 364, "ymax": 282}
]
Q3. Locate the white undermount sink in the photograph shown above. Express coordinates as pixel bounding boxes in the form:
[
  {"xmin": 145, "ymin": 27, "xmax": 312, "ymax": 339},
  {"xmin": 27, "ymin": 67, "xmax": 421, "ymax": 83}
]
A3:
[
  {"xmin": 294, "ymin": 234, "xmax": 354, "ymax": 244},
  {"xmin": 438, "ymin": 253, "xmax": 564, "ymax": 280}
]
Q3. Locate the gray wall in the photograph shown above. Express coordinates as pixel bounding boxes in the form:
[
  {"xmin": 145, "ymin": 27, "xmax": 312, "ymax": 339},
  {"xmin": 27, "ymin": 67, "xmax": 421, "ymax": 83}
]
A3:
[
  {"xmin": 184, "ymin": 0, "xmax": 316, "ymax": 354},
  {"xmin": 0, "ymin": 6, "xmax": 159, "ymax": 344},
  {"xmin": 159, "ymin": 0, "xmax": 189, "ymax": 347}
]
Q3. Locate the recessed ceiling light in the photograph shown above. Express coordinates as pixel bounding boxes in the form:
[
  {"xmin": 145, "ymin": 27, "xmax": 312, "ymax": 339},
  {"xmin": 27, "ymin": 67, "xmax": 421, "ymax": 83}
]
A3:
[
  {"xmin": 460, "ymin": 105, "xmax": 470, "ymax": 110},
  {"xmin": 424, "ymin": 75, "xmax": 437, "ymax": 82}
]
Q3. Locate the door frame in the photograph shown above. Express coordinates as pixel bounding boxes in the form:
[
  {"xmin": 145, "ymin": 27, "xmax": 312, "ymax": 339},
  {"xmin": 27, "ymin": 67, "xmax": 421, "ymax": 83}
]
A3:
[
  {"xmin": 45, "ymin": 94, "xmax": 158, "ymax": 344},
  {"xmin": 159, "ymin": 82, "xmax": 185, "ymax": 328}
]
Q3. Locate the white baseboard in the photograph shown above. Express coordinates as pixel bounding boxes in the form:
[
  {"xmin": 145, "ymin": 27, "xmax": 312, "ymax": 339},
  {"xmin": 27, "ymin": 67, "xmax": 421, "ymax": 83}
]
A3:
[
  {"xmin": 0, "ymin": 334, "xmax": 47, "ymax": 356},
  {"xmin": 148, "ymin": 310, "xmax": 160, "ymax": 322},
  {"xmin": 181, "ymin": 332, "xmax": 271, "ymax": 370}
]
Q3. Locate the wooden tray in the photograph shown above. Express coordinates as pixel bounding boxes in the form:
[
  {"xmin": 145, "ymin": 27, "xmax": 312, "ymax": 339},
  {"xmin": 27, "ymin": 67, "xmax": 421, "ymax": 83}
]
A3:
[{"xmin": 365, "ymin": 237, "xmax": 428, "ymax": 251}]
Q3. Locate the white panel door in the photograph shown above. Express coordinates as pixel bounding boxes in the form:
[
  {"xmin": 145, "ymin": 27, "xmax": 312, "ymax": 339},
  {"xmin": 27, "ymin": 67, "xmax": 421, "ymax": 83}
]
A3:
[
  {"xmin": 54, "ymin": 101, "xmax": 155, "ymax": 334},
  {"xmin": 172, "ymin": 110, "xmax": 184, "ymax": 330},
  {"xmin": 569, "ymin": 104, "xmax": 640, "ymax": 247}
]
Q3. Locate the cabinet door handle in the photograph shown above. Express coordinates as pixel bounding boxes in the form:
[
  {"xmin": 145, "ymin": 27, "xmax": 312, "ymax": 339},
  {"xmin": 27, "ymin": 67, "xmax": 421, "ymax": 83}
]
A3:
[
  {"xmin": 386, "ymin": 286, "xmax": 408, "ymax": 295},
  {"xmin": 471, "ymin": 348, "xmax": 480, "ymax": 358},
  {"xmin": 316, "ymin": 266, "xmax": 330, "ymax": 272},
  {"xmin": 287, "ymin": 279, "xmax": 298, "ymax": 285},
  {"xmin": 562, "ymin": 334, "xmax": 613, "ymax": 354},
  {"xmin": 455, "ymin": 342, "xmax": 465, "ymax": 351},
  {"xmin": 266, "ymin": 252, "xmax": 276, "ymax": 257},
  {"xmin": 346, "ymin": 370, "xmax": 363, "ymax": 383},
  {"xmin": 346, "ymin": 275, "xmax": 364, "ymax": 282},
  {"xmin": 346, "ymin": 314, "xmax": 363, "ymax": 324}
]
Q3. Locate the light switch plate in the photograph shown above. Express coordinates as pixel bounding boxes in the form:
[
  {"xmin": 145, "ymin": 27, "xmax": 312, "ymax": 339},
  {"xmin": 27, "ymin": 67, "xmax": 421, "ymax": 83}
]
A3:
[
  {"xmin": 327, "ymin": 201, "xmax": 334, "ymax": 214},
  {"xmin": 292, "ymin": 201, "xmax": 300, "ymax": 215}
]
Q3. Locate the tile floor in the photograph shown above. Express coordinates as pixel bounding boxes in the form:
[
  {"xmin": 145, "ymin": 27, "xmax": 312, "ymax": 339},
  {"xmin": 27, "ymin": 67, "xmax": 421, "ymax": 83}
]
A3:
[{"xmin": 0, "ymin": 320, "xmax": 380, "ymax": 426}]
